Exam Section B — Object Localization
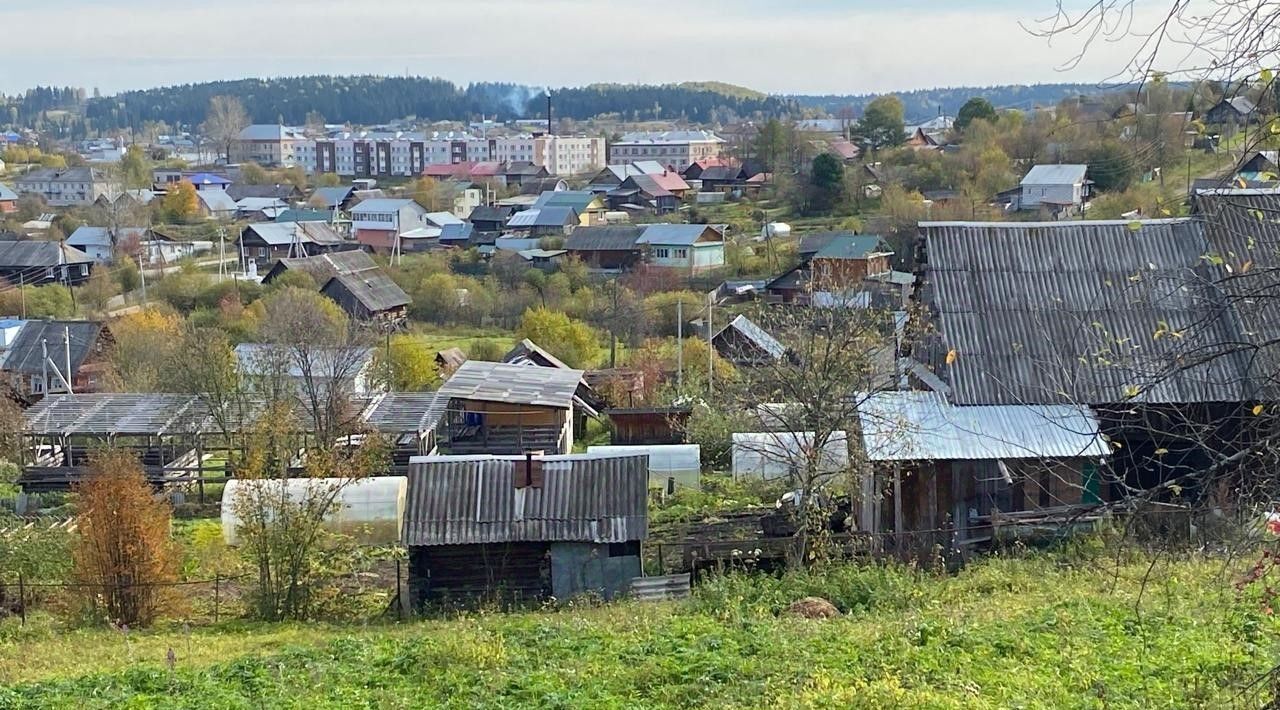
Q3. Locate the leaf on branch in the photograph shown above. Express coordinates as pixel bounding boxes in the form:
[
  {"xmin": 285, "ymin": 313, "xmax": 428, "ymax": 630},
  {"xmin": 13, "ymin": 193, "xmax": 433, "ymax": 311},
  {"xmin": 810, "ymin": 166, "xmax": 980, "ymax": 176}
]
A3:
[
  {"xmin": 1154, "ymin": 448, "xmax": 1169, "ymax": 456},
  {"xmin": 1263, "ymin": 68, "xmax": 1274, "ymax": 84},
  {"xmin": 1251, "ymin": 209, "xmax": 1266, "ymax": 222},
  {"xmin": 1253, "ymin": 404, "xmax": 1265, "ymax": 416},
  {"xmin": 1243, "ymin": 260, "xmax": 1254, "ymax": 273},
  {"xmin": 945, "ymin": 349, "xmax": 958, "ymax": 365},
  {"xmin": 1126, "ymin": 221, "xmax": 1142, "ymax": 232},
  {"xmin": 1122, "ymin": 384, "xmax": 1140, "ymax": 399}
]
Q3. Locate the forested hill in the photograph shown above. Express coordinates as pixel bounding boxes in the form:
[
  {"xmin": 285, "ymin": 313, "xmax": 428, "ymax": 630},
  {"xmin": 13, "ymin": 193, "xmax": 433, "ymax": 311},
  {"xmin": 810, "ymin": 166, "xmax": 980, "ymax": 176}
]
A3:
[
  {"xmin": 790, "ymin": 83, "xmax": 1135, "ymax": 122},
  {"xmin": 79, "ymin": 76, "xmax": 793, "ymax": 130}
]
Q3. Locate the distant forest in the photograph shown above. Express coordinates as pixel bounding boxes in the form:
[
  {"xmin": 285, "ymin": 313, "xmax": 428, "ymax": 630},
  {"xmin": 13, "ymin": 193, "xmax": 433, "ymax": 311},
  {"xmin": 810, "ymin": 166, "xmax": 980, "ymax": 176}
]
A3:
[
  {"xmin": 1, "ymin": 76, "xmax": 1138, "ymax": 136},
  {"xmin": 68, "ymin": 77, "xmax": 794, "ymax": 132},
  {"xmin": 789, "ymin": 83, "xmax": 1138, "ymax": 122}
]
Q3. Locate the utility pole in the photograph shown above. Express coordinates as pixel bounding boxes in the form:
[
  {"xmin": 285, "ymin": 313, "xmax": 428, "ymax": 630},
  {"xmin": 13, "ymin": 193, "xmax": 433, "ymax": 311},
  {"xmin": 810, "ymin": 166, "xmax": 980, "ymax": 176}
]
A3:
[
  {"xmin": 676, "ymin": 298, "xmax": 683, "ymax": 390},
  {"xmin": 609, "ymin": 277, "xmax": 619, "ymax": 368},
  {"xmin": 138, "ymin": 254, "xmax": 147, "ymax": 302},
  {"xmin": 706, "ymin": 292, "xmax": 713, "ymax": 396},
  {"xmin": 18, "ymin": 273, "xmax": 25, "ymax": 320}
]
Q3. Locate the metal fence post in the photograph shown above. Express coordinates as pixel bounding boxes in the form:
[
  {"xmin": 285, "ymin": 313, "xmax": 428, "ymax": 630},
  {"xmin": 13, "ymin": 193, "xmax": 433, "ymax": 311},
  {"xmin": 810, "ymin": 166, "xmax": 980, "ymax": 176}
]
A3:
[
  {"xmin": 395, "ymin": 559, "xmax": 403, "ymax": 621},
  {"xmin": 213, "ymin": 574, "xmax": 220, "ymax": 624}
]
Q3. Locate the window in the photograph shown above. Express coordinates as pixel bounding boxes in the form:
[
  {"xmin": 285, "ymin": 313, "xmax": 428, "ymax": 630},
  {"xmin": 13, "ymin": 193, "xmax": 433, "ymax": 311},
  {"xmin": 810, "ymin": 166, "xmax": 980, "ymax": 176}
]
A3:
[
  {"xmin": 653, "ymin": 247, "xmax": 670, "ymax": 258},
  {"xmin": 31, "ymin": 376, "xmax": 44, "ymax": 394},
  {"xmin": 674, "ymin": 248, "xmax": 688, "ymax": 259}
]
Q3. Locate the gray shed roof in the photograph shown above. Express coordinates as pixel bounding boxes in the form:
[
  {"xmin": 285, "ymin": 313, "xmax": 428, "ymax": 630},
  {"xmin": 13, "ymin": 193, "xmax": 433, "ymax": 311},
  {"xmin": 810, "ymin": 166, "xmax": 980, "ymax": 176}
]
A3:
[
  {"xmin": 638, "ymin": 224, "xmax": 721, "ymax": 246},
  {"xmin": 0, "ymin": 241, "xmax": 93, "ymax": 267},
  {"xmin": 919, "ymin": 219, "xmax": 1249, "ymax": 405},
  {"xmin": 437, "ymin": 360, "xmax": 585, "ymax": 409},
  {"xmin": 507, "ymin": 206, "xmax": 578, "ymax": 228},
  {"xmin": 565, "ymin": 226, "xmax": 644, "ymax": 251},
  {"xmin": 310, "ymin": 186, "xmax": 354, "ymax": 208},
  {"xmin": 0, "ymin": 184, "xmax": 17, "ymax": 201},
  {"xmin": 362, "ymin": 392, "xmax": 442, "ymax": 433},
  {"xmin": 243, "ymin": 221, "xmax": 345, "ymax": 246},
  {"xmin": 402, "ymin": 454, "xmax": 649, "ymax": 546},
  {"xmin": 2, "ymin": 320, "xmax": 104, "ymax": 376},
  {"xmin": 1020, "ymin": 164, "xmax": 1088, "ymax": 186},
  {"xmin": 859, "ymin": 391, "xmax": 1109, "ymax": 462},
  {"xmin": 323, "ymin": 271, "xmax": 412, "ymax": 313},
  {"xmin": 714, "ymin": 314, "xmax": 787, "ymax": 361}
]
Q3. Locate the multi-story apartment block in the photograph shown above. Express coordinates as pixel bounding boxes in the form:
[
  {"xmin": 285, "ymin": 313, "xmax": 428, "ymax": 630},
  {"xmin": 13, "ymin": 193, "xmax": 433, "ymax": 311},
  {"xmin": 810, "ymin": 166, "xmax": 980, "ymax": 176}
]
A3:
[
  {"xmin": 608, "ymin": 130, "xmax": 725, "ymax": 171},
  {"xmin": 13, "ymin": 167, "xmax": 111, "ymax": 206},
  {"xmin": 230, "ymin": 125, "xmax": 309, "ymax": 166}
]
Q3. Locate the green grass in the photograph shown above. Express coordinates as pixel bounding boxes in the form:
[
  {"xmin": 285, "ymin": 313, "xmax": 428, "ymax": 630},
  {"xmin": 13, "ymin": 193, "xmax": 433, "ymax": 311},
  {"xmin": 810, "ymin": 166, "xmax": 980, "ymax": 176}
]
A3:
[
  {"xmin": 402, "ymin": 325, "xmax": 518, "ymax": 359},
  {"xmin": 2, "ymin": 552, "xmax": 1277, "ymax": 707}
]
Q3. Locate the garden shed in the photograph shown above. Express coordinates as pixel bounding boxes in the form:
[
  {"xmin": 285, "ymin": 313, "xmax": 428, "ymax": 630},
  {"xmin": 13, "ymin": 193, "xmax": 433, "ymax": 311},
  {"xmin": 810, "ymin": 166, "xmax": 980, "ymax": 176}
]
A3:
[{"xmin": 403, "ymin": 453, "xmax": 649, "ymax": 606}]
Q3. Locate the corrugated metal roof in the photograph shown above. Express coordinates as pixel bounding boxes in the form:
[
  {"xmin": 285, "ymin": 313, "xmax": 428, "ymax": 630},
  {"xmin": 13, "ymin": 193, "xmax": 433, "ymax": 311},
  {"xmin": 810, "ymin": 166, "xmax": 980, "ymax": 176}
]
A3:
[
  {"xmin": 363, "ymin": 392, "xmax": 441, "ymax": 433},
  {"xmin": 310, "ymin": 186, "xmax": 354, "ymax": 208},
  {"xmin": 323, "ymin": 271, "xmax": 412, "ymax": 313},
  {"xmin": 437, "ymin": 360, "xmax": 584, "ymax": 409},
  {"xmin": 1020, "ymin": 164, "xmax": 1088, "ymax": 186},
  {"xmin": 508, "ymin": 206, "xmax": 578, "ymax": 228},
  {"xmin": 813, "ymin": 235, "xmax": 891, "ymax": 260},
  {"xmin": 195, "ymin": 190, "xmax": 237, "ymax": 213},
  {"xmin": 402, "ymin": 454, "xmax": 649, "ymax": 546},
  {"xmin": 919, "ymin": 219, "xmax": 1249, "ymax": 406},
  {"xmin": 859, "ymin": 391, "xmax": 1109, "ymax": 462},
  {"xmin": 351, "ymin": 198, "xmax": 416, "ymax": 214},
  {"xmin": 0, "ymin": 184, "xmax": 18, "ymax": 201},
  {"xmin": 533, "ymin": 190, "xmax": 598, "ymax": 211},
  {"xmin": 243, "ymin": 221, "xmax": 344, "ymax": 246},
  {"xmin": 638, "ymin": 224, "xmax": 720, "ymax": 246},
  {"xmin": 714, "ymin": 314, "xmax": 786, "ymax": 360},
  {"xmin": 565, "ymin": 226, "xmax": 643, "ymax": 251},
  {"xmin": 2, "ymin": 320, "xmax": 103, "ymax": 375}
]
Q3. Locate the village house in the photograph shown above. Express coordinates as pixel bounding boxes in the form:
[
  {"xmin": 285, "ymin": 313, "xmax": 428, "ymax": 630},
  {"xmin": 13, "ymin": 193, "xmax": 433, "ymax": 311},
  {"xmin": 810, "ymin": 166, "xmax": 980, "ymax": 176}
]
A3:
[
  {"xmin": 229, "ymin": 124, "xmax": 310, "ymax": 167},
  {"xmin": 505, "ymin": 206, "xmax": 580, "ymax": 238},
  {"xmin": 66, "ymin": 226, "xmax": 151, "ymax": 264},
  {"xmin": 239, "ymin": 221, "xmax": 351, "ymax": 265},
  {"xmin": 908, "ymin": 207, "xmax": 1280, "ymax": 511},
  {"xmin": 712, "ymin": 314, "xmax": 787, "ymax": 366},
  {"xmin": 531, "ymin": 190, "xmax": 607, "ymax": 226},
  {"xmin": 1205, "ymin": 96, "xmax": 1258, "ymax": 126},
  {"xmin": 194, "ymin": 188, "xmax": 238, "ymax": 220},
  {"xmin": 1016, "ymin": 164, "xmax": 1091, "ymax": 216},
  {"xmin": 13, "ymin": 167, "xmax": 110, "ymax": 206},
  {"xmin": 564, "ymin": 226, "xmax": 646, "ymax": 270},
  {"xmin": 431, "ymin": 360, "xmax": 597, "ymax": 456},
  {"xmin": 309, "ymin": 185, "xmax": 356, "ymax": 212},
  {"xmin": 226, "ymin": 183, "xmax": 304, "ymax": 202},
  {"xmin": 403, "ymin": 452, "xmax": 648, "ymax": 606},
  {"xmin": 766, "ymin": 233, "xmax": 894, "ymax": 304},
  {"xmin": 467, "ymin": 205, "xmax": 514, "ymax": 234},
  {"xmin": 0, "ymin": 319, "xmax": 111, "ymax": 397},
  {"xmin": 350, "ymin": 198, "xmax": 429, "ymax": 253},
  {"xmin": 0, "ymin": 184, "xmax": 18, "ymax": 213},
  {"xmin": 637, "ymin": 223, "xmax": 725, "ymax": 273},
  {"xmin": 261, "ymin": 250, "xmax": 410, "ymax": 325},
  {"xmin": 0, "ymin": 241, "xmax": 95, "ymax": 287}
]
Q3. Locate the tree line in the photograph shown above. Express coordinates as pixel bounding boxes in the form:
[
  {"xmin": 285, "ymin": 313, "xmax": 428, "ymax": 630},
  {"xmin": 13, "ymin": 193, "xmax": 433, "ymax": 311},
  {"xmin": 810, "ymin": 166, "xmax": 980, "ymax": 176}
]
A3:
[{"xmin": 65, "ymin": 76, "xmax": 792, "ymax": 132}]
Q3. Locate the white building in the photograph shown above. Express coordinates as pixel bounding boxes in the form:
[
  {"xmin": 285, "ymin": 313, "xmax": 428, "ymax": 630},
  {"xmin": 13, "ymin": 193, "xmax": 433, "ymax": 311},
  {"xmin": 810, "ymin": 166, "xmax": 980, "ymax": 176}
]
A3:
[
  {"xmin": 608, "ymin": 130, "xmax": 725, "ymax": 171},
  {"xmin": 1018, "ymin": 164, "xmax": 1091, "ymax": 212}
]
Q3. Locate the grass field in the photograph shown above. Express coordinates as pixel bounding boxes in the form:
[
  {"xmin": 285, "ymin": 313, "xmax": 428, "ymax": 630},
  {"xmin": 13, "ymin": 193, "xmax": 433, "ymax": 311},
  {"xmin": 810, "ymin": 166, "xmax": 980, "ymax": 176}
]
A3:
[
  {"xmin": 2, "ymin": 551, "xmax": 1277, "ymax": 708},
  {"xmin": 403, "ymin": 325, "xmax": 518, "ymax": 359}
]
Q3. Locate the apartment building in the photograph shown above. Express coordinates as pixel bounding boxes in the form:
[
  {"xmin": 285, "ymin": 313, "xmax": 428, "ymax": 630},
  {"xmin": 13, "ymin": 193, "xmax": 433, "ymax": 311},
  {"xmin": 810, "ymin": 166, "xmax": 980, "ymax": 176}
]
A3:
[
  {"xmin": 230, "ymin": 125, "xmax": 309, "ymax": 166},
  {"xmin": 608, "ymin": 130, "xmax": 725, "ymax": 171},
  {"xmin": 13, "ymin": 167, "xmax": 111, "ymax": 206},
  {"xmin": 490, "ymin": 135, "xmax": 605, "ymax": 176}
]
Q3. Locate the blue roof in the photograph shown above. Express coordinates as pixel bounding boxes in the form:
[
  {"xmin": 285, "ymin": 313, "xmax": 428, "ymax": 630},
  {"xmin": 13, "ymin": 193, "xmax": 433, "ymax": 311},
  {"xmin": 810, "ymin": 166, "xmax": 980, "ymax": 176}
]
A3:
[
  {"xmin": 0, "ymin": 184, "xmax": 17, "ymax": 201},
  {"xmin": 533, "ymin": 190, "xmax": 598, "ymax": 212},
  {"xmin": 813, "ymin": 235, "xmax": 891, "ymax": 260},
  {"xmin": 440, "ymin": 222, "xmax": 474, "ymax": 241},
  {"xmin": 186, "ymin": 172, "xmax": 232, "ymax": 186}
]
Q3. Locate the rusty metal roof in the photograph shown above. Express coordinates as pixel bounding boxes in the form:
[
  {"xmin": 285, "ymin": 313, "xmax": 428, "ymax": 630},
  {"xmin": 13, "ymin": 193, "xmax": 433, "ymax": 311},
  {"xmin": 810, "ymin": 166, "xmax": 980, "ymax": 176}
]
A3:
[{"xmin": 402, "ymin": 454, "xmax": 649, "ymax": 546}]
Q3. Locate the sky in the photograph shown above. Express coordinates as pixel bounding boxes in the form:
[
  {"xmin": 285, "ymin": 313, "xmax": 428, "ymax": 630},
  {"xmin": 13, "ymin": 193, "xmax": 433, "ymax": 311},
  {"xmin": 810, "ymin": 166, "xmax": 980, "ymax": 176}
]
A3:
[{"xmin": 0, "ymin": 0, "xmax": 1193, "ymax": 96}]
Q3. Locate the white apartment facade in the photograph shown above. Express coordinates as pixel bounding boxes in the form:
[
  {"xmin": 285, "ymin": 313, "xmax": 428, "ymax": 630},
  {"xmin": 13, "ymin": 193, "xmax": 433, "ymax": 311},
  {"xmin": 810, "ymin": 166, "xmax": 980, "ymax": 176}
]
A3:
[
  {"xmin": 228, "ymin": 125, "xmax": 603, "ymax": 177},
  {"xmin": 608, "ymin": 130, "xmax": 725, "ymax": 170}
]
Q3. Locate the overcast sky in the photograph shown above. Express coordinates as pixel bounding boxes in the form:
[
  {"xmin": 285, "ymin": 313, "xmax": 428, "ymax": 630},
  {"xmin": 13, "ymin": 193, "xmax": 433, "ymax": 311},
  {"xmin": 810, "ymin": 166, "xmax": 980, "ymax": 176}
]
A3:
[{"xmin": 1, "ymin": 0, "xmax": 1185, "ymax": 96}]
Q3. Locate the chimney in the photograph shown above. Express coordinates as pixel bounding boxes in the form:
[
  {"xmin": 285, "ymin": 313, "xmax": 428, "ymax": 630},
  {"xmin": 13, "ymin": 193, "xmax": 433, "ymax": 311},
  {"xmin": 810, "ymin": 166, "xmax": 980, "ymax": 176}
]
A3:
[{"xmin": 546, "ymin": 91, "xmax": 553, "ymax": 136}]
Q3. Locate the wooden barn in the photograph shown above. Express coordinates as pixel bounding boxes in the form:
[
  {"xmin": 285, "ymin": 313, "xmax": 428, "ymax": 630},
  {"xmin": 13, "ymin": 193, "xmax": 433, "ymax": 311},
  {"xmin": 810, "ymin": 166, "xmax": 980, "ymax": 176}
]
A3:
[{"xmin": 403, "ymin": 453, "xmax": 648, "ymax": 606}]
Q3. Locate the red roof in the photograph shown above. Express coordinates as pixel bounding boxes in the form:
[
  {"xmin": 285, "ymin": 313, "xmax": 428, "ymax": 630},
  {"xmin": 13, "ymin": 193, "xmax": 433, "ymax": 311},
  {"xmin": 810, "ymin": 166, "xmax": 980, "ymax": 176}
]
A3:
[
  {"xmin": 650, "ymin": 171, "xmax": 690, "ymax": 192},
  {"xmin": 828, "ymin": 139, "xmax": 860, "ymax": 160},
  {"xmin": 689, "ymin": 156, "xmax": 739, "ymax": 170},
  {"xmin": 422, "ymin": 163, "xmax": 472, "ymax": 178}
]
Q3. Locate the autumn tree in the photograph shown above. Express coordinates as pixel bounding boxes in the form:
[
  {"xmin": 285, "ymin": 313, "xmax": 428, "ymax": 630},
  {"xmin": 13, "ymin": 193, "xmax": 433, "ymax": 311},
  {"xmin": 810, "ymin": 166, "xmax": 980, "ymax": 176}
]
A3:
[
  {"xmin": 201, "ymin": 95, "xmax": 250, "ymax": 162},
  {"xmin": 806, "ymin": 152, "xmax": 847, "ymax": 214},
  {"xmin": 77, "ymin": 267, "xmax": 117, "ymax": 317},
  {"xmin": 315, "ymin": 173, "xmax": 341, "ymax": 188},
  {"xmin": 374, "ymin": 334, "xmax": 439, "ymax": 391},
  {"xmin": 107, "ymin": 308, "xmax": 183, "ymax": 392},
  {"xmin": 411, "ymin": 176, "xmax": 445, "ymax": 211},
  {"xmin": 160, "ymin": 180, "xmax": 199, "ymax": 223},
  {"xmin": 72, "ymin": 449, "xmax": 182, "ymax": 627},
  {"xmin": 118, "ymin": 144, "xmax": 151, "ymax": 189},
  {"xmin": 518, "ymin": 307, "xmax": 602, "ymax": 368},
  {"xmin": 238, "ymin": 162, "xmax": 269, "ymax": 185}
]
